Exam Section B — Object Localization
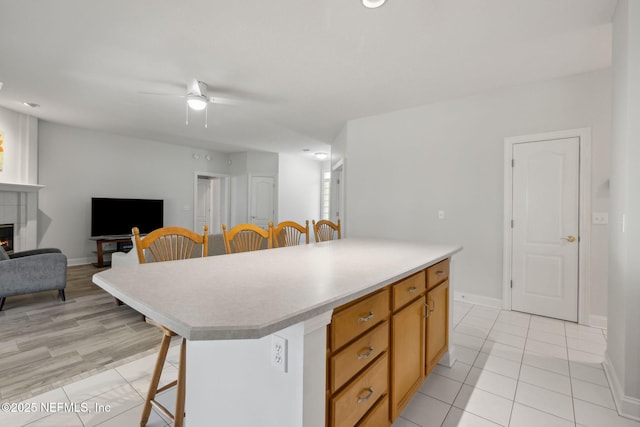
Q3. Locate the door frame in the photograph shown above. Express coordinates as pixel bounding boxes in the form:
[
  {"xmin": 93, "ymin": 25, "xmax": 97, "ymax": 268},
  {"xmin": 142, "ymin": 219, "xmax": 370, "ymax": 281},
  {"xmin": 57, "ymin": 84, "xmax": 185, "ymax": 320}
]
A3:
[
  {"xmin": 502, "ymin": 128, "xmax": 591, "ymax": 325},
  {"xmin": 193, "ymin": 172, "xmax": 231, "ymax": 234}
]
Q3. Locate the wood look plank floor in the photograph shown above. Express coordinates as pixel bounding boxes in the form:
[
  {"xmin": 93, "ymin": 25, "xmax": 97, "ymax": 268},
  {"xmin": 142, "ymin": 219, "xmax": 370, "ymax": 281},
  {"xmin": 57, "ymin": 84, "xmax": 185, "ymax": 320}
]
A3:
[{"xmin": 0, "ymin": 265, "xmax": 162, "ymax": 403}]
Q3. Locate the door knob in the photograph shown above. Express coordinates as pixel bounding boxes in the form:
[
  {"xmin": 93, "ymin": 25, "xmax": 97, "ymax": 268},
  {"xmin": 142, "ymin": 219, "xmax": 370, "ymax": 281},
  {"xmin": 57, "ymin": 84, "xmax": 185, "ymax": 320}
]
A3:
[{"xmin": 561, "ymin": 235, "xmax": 576, "ymax": 243}]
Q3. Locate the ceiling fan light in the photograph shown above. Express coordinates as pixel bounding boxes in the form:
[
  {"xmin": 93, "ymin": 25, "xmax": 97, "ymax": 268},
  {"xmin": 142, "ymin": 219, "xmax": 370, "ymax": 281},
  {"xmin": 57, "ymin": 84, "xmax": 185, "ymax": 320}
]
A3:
[
  {"xmin": 362, "ymin": 0, "xmax": 386, "ymax": 8},
  {"xmin": 187, "ymin": 95, "xmax": 208, "ymax": 111}
]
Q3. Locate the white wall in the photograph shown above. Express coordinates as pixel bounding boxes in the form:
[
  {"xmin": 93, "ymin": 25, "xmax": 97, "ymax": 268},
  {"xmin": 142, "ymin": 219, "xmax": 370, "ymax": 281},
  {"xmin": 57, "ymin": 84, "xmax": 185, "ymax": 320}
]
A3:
[
  {"xmin": 344, "ymin": 70, "xmax": 611, "ymax": 318},
  {"xmin": 605, "ymin": 0, "xmax": 640, "ymax": 419},
  {"xmin": 278, "ymin": 153, "xmax": 322, "ymax": 225},
  {"xmin": 38, "ymin": 121, "xmax": 231, "ymax": 264},
  {"xmin": 0, "ymin": 108, "xmax": 38, "ymax": 184}
]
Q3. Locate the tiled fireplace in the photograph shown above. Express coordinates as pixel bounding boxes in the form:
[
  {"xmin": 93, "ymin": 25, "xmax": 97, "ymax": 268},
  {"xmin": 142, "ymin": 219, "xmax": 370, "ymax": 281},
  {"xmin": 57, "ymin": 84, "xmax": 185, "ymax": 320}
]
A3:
[{"xmin": 0, "ymin": 183, "xmax": 43, "ymax": 252}]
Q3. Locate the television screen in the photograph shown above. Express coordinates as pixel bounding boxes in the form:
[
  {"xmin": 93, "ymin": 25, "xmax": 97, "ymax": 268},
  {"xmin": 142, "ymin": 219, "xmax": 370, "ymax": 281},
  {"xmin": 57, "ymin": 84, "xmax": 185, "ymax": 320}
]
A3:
[{"xmin": 91, "ymin": 198, "xmax": 164, "ymax": 237}]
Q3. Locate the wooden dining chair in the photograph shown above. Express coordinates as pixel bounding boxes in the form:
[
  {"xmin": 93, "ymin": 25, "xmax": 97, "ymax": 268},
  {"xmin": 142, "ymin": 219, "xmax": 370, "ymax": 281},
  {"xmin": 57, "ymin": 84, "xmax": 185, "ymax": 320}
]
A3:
[
  {"xmin": 273, "ymin": 220, "xmax": 310, "ymax": 248},
  {"xmin": 132, "ymin": 225, "xmax": 208, "ymax": 427},
  {"xmin": 312, "ymin": 219, "xmax": 341, "ymax": 242},
  {"xmin": 221, "ymin": 222, "xmax": 273, "ymax": 254}
]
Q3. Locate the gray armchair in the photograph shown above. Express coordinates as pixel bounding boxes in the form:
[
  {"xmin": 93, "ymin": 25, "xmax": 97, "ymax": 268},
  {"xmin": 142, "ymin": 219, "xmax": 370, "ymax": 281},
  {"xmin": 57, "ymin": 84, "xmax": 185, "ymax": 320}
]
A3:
[{"xmin": 0, "ymin": 247, "xmax": 67, "ymax": 311}]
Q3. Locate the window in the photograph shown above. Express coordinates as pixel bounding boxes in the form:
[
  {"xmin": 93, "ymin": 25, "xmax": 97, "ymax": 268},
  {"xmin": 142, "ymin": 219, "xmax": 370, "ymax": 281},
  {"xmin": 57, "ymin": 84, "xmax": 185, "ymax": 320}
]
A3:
[{"xmin": 321, "ymin": 171, "xmax": 331, "ymax": 220}]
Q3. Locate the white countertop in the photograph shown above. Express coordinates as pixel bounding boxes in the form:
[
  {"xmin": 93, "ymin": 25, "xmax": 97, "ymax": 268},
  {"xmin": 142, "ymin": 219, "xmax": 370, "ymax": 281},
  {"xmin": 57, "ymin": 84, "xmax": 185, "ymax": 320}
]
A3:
[{"xmin": 92, "ymin": 237, "xmax": 462, "ymax": 340}]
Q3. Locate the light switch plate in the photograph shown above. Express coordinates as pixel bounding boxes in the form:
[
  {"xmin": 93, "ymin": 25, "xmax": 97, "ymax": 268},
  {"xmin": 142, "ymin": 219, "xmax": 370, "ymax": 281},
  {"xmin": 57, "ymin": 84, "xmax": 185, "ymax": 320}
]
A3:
[{"xmin": 592, "ymin": 212, "xmax": 608, "ymax": 225}]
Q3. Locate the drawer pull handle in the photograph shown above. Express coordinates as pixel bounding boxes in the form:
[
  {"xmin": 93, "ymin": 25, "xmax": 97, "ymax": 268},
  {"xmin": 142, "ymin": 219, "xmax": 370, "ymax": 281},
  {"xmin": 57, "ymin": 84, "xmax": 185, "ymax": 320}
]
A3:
[
  {"xmin": 357, "ymin": 347, "xmax": 374, "ymax": 360},
  {"xmin": 356, "ymin": 387, "xmax": 374, "ymax": 403},
  {"xmin": 407, "ymin": 286, "xmax": 418, "ymax": 293},
  {"xmin": 424, "ymin": 302, "xmax": 429, "ymax": 318},
  {"xmin": 358, "ymin": 312, "xmax": 374, "ymax": 323},
  {"xmin": 436, "ymin": 270, "xmax": 445, "ymax": 276}
]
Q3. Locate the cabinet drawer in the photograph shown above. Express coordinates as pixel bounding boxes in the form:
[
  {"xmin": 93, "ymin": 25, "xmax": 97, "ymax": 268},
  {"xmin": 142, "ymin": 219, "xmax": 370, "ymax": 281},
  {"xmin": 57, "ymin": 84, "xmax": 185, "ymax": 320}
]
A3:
[
  {"xmin": 426, "ymin": 258, "xmax": 449, "ymax": 290},
  {"xmin": 331, "ymin": 289, "xmax": 390, "ymax": 351},
  {"xmin": 330, "ymin": 321, "xmax": 389, "ymax": 393},
  {"xmin": 392, "ymin": 270, "xmax": 426, "ymax": 311},
  {"xmin": 356, "ymin": 394, "xmax": 389, "ymax": 427},
  {"xmin": 330, "ymin": 352, "xmax": 389, "ymax": 427}
]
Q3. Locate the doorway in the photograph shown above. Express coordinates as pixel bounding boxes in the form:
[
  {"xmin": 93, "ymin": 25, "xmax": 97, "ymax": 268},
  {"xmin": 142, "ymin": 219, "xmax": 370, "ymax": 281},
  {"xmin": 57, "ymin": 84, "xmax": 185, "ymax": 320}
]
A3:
[
  {"xmin": 331, "ymin": 160, "xmax": 344, "ymax": 227},
  {"xmin": 194, "ymin": 173, "xmax": 230, "ymax": 234},
  {"xmin": 503, "ymin": 129, "xmax": 591, "ymax": 324}
]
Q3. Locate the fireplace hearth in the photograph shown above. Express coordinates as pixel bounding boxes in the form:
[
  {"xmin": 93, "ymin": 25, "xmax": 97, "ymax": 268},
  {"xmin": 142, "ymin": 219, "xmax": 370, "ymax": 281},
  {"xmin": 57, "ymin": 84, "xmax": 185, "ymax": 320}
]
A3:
[{"xmin": 0, "ymin": 223, "xmax": 14, "ymax": 253}]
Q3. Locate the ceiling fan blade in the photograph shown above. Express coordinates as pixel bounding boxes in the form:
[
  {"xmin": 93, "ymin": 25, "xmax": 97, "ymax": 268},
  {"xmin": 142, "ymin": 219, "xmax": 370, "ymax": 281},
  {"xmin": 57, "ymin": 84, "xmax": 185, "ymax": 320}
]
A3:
[
  {"xmin": 139, "ymin": 91, "xmax": 186, "ymax": 98},
  {"xmin": 208, "ymin": 96, "xmax": 237, "ymax": 105}
]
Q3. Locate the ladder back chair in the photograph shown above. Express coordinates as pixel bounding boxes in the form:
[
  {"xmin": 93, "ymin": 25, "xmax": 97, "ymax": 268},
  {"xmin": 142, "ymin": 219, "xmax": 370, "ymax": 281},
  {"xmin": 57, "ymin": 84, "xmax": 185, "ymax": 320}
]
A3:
[
  {"xmin": 312, "ymin": 219, "xmax": 341, "ymax": 242},
  {"xmin": 132, "ymin": 225, "xmax": 209, "ymax": 427},
  {"xmin": 273, "ymin": 220, "xmax": 310, "ymax": 248},
  {"xmin": 221, "ymin": 222, "xmax": 273, "ymax": 254}
]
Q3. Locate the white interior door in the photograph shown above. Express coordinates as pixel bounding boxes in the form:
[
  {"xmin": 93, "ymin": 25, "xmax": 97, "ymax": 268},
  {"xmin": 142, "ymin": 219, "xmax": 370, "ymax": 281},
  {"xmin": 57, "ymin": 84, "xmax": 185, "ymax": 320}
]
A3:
[
  {"xmin": 250, "ymin": 176, "xmax": 275, "ymax": 228},
  {"xmin": 196, "ymin": 177, "xmax": 213, "ymax": 233},
  {"xmin": 511, "ymin": 137, "xmax": 580, "ymax": 322},
  {"xmin": 196, "ymin": 175, "xmax": 227, "ymax": 234}
]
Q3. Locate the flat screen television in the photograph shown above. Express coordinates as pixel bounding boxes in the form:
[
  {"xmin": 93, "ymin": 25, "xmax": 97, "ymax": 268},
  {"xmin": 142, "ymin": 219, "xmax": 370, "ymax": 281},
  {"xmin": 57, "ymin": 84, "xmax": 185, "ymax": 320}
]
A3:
[{"xmin": 91, "ymin": 197, "xmax": 164, "ymax": 237}]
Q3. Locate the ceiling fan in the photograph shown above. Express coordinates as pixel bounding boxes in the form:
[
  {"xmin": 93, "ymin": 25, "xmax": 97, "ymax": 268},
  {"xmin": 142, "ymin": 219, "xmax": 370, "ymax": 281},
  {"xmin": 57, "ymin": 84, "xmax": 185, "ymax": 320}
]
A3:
[
  {"xmin": 185, "ymin": 79, "xmax": 216, "ymax": 111},
  {"xmin": 142, "ymin": 79, "xmax": 234, "ymax": 128}
]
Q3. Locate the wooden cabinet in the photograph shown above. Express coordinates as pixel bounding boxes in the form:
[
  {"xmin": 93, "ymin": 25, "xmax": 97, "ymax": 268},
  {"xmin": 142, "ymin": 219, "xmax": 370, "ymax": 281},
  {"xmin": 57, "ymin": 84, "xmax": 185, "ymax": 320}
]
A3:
[
  {"xmin": 327, "ymin": 259, "xmax": 450, "ymax": 426},
  {"xmin": 391, "ymin": 296, "xmax": 425, "ymax": 420},
  {"xmin": 426, "ymin": 280, "xmax": 449, "ymax": 374},
  {"xmin": 327, "ymin": 289, "xmax": 390, "ymax": 427},
  {"xmin": 425, "ymin": 259, "xmax": 450, "ymax": 374},
  {"xmin": 330, "ymin": 353, "xmax": 389, "ymax": 427},
  {"xmin": 330, "ymin": 289, "xmax": 390, "ymax": 351}
]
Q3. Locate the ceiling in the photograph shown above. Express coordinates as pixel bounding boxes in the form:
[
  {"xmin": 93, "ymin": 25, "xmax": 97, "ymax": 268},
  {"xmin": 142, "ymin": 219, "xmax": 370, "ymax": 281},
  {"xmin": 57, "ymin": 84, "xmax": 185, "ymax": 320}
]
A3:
[{"xmin": 0, "ymin": 0, "xmax": 617, "ymax": 157}]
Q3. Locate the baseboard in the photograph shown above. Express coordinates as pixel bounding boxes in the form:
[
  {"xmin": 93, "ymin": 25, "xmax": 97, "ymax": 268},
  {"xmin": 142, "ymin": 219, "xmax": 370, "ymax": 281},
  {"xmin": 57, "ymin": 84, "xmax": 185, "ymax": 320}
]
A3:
[
  {"xmin": 67, "ymin": 257, "xmax": 94, "ymax": 266},
  {"xmin": 588, "ymin": 314, "xmax": 608, "ymax": 329},
  {"xmin": 603, "ymin": 351, "xmax": 640, "ymax": 421},
  {"xmin": 454, "ymin": 291, "xmax": 502, "ymax": 309}
]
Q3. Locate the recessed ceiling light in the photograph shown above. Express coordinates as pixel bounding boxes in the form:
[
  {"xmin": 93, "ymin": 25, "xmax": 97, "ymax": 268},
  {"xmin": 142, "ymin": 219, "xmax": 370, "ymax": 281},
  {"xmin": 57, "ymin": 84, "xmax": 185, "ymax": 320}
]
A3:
[
  {"xmin": 23, "ymin": 102, "xmax": 40, "ymax": 108},
  {"xmin": 363, "ymin": 0, "xmax": 386, "ymax": 8}
]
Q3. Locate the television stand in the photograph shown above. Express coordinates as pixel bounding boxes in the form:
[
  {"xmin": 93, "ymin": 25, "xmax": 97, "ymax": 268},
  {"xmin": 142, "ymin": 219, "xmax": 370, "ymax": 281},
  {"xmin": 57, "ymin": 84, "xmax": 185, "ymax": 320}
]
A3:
[{"xmin": 90, "ymin": 236, "xmax": 133, "ymax": 268}]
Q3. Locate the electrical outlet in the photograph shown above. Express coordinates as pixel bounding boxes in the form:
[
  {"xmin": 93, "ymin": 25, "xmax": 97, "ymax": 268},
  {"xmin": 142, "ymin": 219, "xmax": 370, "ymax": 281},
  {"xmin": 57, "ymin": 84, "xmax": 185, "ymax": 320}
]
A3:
[{"xmin": 271, "ymin": 335, "xmax": 287, "ymax": 373}]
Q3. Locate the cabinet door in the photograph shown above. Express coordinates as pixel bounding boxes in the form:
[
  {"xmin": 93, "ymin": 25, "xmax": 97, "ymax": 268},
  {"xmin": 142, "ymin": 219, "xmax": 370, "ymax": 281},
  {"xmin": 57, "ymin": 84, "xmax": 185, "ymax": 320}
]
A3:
[
  {"xmin": 426, "ymin": 280, "xmax": 449, "ymax": 374},
  {"xmin": 391, "ymin": 297, "xmax": 425, "ymax": 421}
]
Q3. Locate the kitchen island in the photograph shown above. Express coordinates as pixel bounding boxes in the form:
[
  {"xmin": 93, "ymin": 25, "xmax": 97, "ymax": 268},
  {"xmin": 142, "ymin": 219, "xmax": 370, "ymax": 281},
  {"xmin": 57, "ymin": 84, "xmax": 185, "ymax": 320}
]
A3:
[{"xmin": 93, "ymin": 237, "xmax": 462, "ymax": 426}]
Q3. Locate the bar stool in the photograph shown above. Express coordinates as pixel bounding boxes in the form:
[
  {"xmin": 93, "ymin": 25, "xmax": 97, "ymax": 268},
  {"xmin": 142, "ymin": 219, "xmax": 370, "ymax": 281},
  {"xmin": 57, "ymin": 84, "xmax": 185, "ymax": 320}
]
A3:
[
  {"xmin": 272, "ymin": 220, "xmax": 310, "ymax": 247},
  {"xmin": 133, "ymin": 225, "xmax": 209, "ymax": 427},
  {"xmin": 312, "ymin": 219, "xmax": 341, "ymax": 242},
  {"xmin": 221, "ymin": 222, "xmax": 273, "ymax": 254}
]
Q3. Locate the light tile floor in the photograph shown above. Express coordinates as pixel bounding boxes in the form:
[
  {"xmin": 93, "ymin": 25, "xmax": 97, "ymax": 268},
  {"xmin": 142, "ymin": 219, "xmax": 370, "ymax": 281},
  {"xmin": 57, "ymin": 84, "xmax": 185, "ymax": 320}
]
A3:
[
  {"xmin": 392, "ymin": 302, "xmax": 640, "ymax": 427},
  {"xmin": 1, "ymin": 301, "xmax": 638, "ymax": 427}
]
